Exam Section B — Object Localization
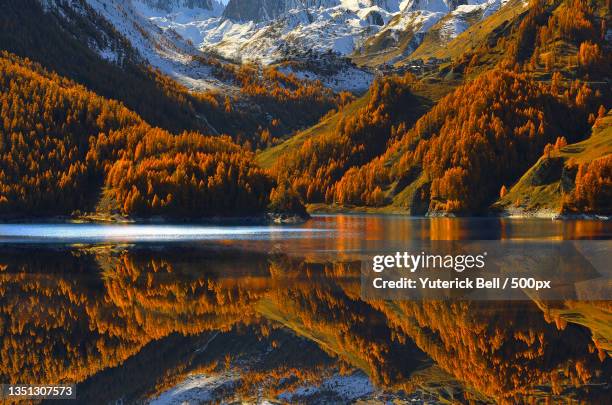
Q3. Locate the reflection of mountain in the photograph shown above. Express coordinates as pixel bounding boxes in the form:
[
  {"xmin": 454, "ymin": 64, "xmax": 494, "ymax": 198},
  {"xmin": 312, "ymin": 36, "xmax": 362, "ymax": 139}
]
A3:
[{"xmin": 0, "ymin": 246, "xmax": 609, "ymax": 403}]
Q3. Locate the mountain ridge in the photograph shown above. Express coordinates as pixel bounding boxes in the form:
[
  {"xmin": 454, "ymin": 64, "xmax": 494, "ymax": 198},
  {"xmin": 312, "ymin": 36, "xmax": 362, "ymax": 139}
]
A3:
[{"xmin": 132, "ymin": 0, "xmax": 512, "ymax": 65}]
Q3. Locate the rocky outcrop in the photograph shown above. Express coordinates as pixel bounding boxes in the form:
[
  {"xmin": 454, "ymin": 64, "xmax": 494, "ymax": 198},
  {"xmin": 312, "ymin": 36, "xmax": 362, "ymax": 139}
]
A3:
[
  {"xmin": 139, "ymin": 0, "xmax": 215, "ymax": 12},
  {"xmin": 222, "ymin": 0, "xmax": 347, "ymax": 23},
  {"xmin": 223, "ymin": 0, "xmax": 293, "ymax": 22}
]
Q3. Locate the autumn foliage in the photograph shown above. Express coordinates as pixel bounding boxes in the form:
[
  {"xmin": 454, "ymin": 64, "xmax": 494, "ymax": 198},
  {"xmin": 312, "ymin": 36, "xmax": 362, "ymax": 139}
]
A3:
[
  {"xmin": 1, "ymin": 247, "xmax": 608, "ymax": 402},
  {"xmin": 563, "ymin": 155, "xmax": 612, "ymax": 214},
  {"xmin": 271, "ymin": 73, "xmax": 427, "ymax": 203},
  {"xmin": 193, "ymin": 56, "xmax": 348, "ymax": 147},
  {"xmin": 0, "ymin": 0, "xmax": 342, "ymax": 150},
  {"xmin": 0, "ymin": 52, "xmax": 273, "ymax": 217},
  {"xmin": 327, "ymin": 69, "xmax": 601, "ymax": 213}
]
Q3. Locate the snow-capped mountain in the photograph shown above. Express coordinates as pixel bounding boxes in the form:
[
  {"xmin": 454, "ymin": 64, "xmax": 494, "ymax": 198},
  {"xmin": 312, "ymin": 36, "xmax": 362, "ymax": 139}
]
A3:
[
  {"xmin": 357, "ymin": 0, "xmax": 510, "ymax": 65},
  {"xmin": 36, "ymin": 0, "xmax": 515, "ymax": 93},
  {"xmin": 150, "ymin": 0, "xmax": 404, "ymax": 63},
  {"xmin": 222, "ymin": 0, "xmax": 291, "ymax": 22},
  {"xmin": 140, "ymin": 0, "xmax": 217, "ymax": 12},
  {"xmin": 39, "ymin": 0, "xmax": 233, "ymax": 91},
  {"xmin": 135, "ymin": 0, "xmax": 511, "ymax": 65},
  {"xmin": 132, "ymin": 0, "xmax": 379, "ymax": 90}
]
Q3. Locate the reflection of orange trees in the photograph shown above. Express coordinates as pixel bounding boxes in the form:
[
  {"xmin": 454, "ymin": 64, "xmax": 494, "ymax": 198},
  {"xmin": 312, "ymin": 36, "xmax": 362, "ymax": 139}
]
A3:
[
  {"xmin": 264, "ymin": 258, "xmax": 427, "ymax": 388},
  {"xmin": 141, "ymin": 324, "xmax": 340, "ymax": 403},
  {"xmin": 1, "ymin": 248, "xmax": 608, "ymax": 403},
  {"xmin": 539, "ymin": 300, "xmax": 612, "ymax": 358},
  {"xmin": 370, "ymin": 300, "xmax": 609, "ymax": 402},
  {"xmin": 0, "ymin": 249, "xmax": 268, "ymax": 386},
  {"xmin": 234, "ymin": 366, "xmax": 331, "ymax": 401},
  {"xmin": 0, "ymin": 254, "xmax": 142, "ymax": 385},
  {"xmin": 99, "ymin": 251, "xmax": 268, "ymax": 338},
  {"xmin": 429, "ymin": 218, "xmax": 470, "ymax": 240}
]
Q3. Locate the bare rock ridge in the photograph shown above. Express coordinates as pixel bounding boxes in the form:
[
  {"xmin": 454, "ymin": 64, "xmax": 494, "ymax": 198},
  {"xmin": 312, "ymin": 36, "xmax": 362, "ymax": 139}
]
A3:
[
  {"xmin": 223, "ymin": 0, "xmax": 304, "ymax": 22},
  {"xmin": 140, "ymin": 0, "xmax": 215, "ymax": 11},
  {"xmin": 222, "ymin": 1, "xmax": 425, "ymax": 23}
]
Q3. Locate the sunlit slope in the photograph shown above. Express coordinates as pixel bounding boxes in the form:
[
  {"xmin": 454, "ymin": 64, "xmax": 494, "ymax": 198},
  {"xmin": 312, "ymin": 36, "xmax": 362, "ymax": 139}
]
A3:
[
  {"xmin": 256, "ymin": 297, "xmax": 371, "ymax": 373},
  {"xmin": 352, "ymin": 13, "xmax": 423, "ymax": 68},
  {"xmin": 256, "ymin": 75, "xmax": 453, "ymax": 213},
  {"xmin": 256, "ymin": 94, "xmax": 370, "ymax": 169},
  {"xmin": 404, "ymin": 0, "xmax": 529, "ymax": 65},
  {"xmin": 495, "ymin": 112, "xmax": 612, "ymax": 214},
  {"xmin": 255, "ymin": 74, "xmax": 457, "ymax": 172},
  {"xmin": 372, "ymin": 299, "xmax": 610, "ymax": 403}
]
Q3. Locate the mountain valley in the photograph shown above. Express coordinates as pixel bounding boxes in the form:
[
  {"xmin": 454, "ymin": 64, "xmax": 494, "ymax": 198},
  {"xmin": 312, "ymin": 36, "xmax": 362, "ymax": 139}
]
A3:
[{"xmin": 0, "ymin": 0, "xmax": 609, "ymax": 219}]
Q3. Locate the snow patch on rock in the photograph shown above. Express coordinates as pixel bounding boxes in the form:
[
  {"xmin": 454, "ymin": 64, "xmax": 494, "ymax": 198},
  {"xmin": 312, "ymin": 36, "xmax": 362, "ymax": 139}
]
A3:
[
  {"xmin": 149, "ymin": 373, "xmax": 238, "ymax": 405},
  {"xmin": 279, "ymin": 372, "xmax": 374, "ymax": 402}
]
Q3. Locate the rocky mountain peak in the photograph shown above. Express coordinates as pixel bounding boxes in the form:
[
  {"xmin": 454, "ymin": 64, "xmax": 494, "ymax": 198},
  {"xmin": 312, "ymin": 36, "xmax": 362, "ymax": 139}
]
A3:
[{"xmin": 139, "ymin": 0, "xmax": 216, "ymax": 12}]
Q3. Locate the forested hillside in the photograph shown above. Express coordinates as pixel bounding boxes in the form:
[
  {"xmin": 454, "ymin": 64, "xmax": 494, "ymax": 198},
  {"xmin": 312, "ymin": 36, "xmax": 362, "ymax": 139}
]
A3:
[
  {"xmin": 260, "ymin": 0, "xmax": 610, "ymax": 215},
  {"xmin": 0, "ymin": 0, "xmax": 341, "ymax": 149},
  {"xmin": 0, "ymin": 0, "xmax": 609, "ymax": 218},
  {"xmin": 332, "ymin": 69, "xmax": 602, "ymax": 213},
  {"xmin": 0, "ymin": 52, "xmax": 272, "ymax": 218},
  {"xmin": 269, "ymin": 74, "xmax": 430, "ymax": 203}
]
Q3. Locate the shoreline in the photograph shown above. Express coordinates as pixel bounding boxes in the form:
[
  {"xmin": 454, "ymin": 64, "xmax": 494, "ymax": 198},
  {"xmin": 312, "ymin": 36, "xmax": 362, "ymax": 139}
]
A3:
[
  {"xmin": 497, "ymin": 207, "xmax": 611, "ymax": 221},
  {"xmin": 1, "ymin": 209, "xmax": 609, "ymax": 225},
  {"xmin": 0, "ymin": 212, "xmax": 311, "ymax": 225},
  {"xmin": 307, "ymin": 204, "xmax": 611, "ymax": 221}
]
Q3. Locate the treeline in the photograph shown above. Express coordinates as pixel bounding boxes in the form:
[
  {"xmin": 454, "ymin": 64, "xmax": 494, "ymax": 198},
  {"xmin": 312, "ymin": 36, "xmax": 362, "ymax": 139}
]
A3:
[
  {"xmin": 103, "ymin": 129, "xmax": 272, "ymax": 217},
  {"xmin": 270, "ymin": 73, "xmax": 428, "ymax": 202},
  {"xmin": 0, "ymin": 52, "xmax": 273, "ymax": 217},
  {"xmin": 267, "ymin": 68, "xmax": 602, "ymax": 213}
]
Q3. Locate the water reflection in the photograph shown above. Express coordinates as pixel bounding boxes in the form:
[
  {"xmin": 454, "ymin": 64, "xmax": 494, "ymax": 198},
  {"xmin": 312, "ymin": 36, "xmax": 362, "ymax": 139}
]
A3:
[{"xmin": 0, "ymin": 243, "xmax": 609, "ymax": 404}]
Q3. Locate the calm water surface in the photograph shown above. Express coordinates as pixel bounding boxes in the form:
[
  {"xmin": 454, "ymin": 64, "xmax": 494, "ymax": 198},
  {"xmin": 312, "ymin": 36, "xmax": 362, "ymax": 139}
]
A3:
[
  {"xmin": 1, "ymin": 215, "xmax": 610, "ymax": 243},
  {"xmin": 0, "ymin": 216, "xmax": 610, "ymax": 404}
]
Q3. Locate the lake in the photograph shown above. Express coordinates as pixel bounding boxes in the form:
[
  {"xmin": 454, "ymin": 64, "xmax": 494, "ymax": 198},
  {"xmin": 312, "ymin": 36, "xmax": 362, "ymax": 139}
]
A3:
[{"xmin": 0, "ymin": 215, "xmax": 610, "ymax": 404}]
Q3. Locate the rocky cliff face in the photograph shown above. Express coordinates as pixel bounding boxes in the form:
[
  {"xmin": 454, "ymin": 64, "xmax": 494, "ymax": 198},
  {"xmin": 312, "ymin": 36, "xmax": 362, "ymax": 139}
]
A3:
[
  {"xmin": 139, "ymin": 0, "xmax": 215, "ymax": 12},
  {"xmin": 402, "ymin": 0, "xmax": 468, "ymax": 13},
  {"xmin": 222, "ymin": 0, "xmax": 292, "ymax": 22},
  {"xmin": 222, "ymin": 0, "xmax": 354, "ymax": 23}
]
